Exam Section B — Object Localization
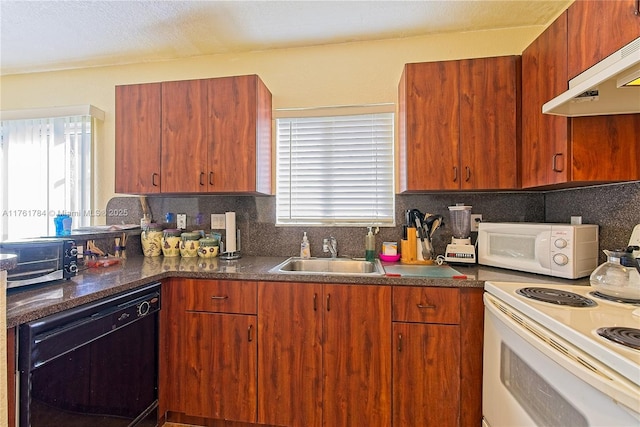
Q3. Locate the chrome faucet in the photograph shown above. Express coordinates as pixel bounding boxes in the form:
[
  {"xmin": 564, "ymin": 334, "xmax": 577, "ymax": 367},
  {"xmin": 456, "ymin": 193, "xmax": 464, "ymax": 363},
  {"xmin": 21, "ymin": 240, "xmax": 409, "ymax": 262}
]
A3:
[{"xmin": 323, "ymin": 237, "xmax": 338, "ymax": 258}]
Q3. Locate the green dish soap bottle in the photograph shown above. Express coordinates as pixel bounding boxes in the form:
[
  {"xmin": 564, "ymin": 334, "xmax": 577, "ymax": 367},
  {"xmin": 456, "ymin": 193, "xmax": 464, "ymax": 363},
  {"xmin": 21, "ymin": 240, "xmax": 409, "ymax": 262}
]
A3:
[{"xmin": 365, "ymin": 227, "xmax": 375, "ymax": 261}]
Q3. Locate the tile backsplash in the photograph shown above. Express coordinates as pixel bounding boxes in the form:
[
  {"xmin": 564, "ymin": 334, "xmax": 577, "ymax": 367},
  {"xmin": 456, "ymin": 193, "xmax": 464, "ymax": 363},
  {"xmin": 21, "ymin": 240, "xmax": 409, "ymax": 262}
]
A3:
[{"xmin": 107, "ymin": 181, "xmax": 639, "ymax": 262}]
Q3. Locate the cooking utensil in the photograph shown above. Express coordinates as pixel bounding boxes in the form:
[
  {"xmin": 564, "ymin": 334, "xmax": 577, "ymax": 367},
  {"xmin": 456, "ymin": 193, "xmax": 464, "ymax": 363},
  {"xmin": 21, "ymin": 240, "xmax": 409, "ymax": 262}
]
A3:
[{"xmin": 410, "ymin": 209, "xmax": 432, "ymax": 260}]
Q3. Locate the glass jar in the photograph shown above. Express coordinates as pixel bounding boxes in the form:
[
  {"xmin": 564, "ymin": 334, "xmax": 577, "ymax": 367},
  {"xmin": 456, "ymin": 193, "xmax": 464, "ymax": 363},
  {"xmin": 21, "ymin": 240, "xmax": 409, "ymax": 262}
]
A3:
[
  {"xmin": 590, "ymin": 250, "xmax": 640, "ymax": 299},
  {"xmin": 180, "ymin": 232, "xmax": 201, "ymax": 257},
  {"xmin": 161, "ymin": 229, "xmax": 182, "ymax": 257},
  {"xmin": 141, "ymin": 223, "xmax": 163, "ymax": 257},
  {"xmin": 198, "ymin": 237, "xmax": 219, "ymax": 258}
]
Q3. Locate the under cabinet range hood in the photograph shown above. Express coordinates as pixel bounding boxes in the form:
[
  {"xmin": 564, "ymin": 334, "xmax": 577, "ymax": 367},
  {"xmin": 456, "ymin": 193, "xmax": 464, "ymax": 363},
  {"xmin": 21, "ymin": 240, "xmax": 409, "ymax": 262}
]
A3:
[{"xmin": 543, "ymin": 37, "xmax": 640, "ymax": 117}]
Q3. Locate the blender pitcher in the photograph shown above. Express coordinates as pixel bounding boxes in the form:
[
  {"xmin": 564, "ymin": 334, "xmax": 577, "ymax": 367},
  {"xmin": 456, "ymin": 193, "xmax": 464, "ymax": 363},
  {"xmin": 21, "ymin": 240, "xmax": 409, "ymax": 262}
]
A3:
[
  {"xmin": 445, "ymin": 204, "xmax": 476, "ymax": 264},
  {"xmin": 449, "ymin": 204, "xmax": 472, "ymax": 243}
]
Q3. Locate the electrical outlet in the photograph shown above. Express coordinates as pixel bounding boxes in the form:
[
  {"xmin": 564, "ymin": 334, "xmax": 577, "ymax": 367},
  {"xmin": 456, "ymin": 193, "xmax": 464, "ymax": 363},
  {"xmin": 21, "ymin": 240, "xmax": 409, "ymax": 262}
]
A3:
[
  {"xmin": 176, "ymin": 214, "xmax": 187, "ymax": 230},
  {"xmin": 211, "ymin": 214, "xmax": 226, "ymax": 229},
  {"xmin": 470, "ymin": 214, "xmax": 482, "ymax": 232}
]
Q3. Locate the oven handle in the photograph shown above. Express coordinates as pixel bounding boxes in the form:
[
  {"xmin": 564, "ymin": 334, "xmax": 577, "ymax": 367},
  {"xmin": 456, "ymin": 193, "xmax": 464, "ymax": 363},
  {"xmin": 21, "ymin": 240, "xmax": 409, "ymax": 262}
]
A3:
[{"xmin": 483, "ymin": 293, "xmax": 640, "ymax": 417}]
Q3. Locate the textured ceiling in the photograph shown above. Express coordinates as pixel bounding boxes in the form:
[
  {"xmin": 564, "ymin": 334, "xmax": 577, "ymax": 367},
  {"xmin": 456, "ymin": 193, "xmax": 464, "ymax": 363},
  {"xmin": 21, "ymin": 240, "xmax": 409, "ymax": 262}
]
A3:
[{"xmin": 0, "ymin": 0, "xmax": 571, "ymax": 75}]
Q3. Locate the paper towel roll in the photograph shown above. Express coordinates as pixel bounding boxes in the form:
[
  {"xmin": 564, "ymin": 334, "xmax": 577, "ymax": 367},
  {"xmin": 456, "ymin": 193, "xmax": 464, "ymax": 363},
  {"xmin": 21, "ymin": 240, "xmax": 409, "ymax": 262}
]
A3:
[{"xmin": 225, "ymin": 212, "xmax": 236, "ymax": 253}]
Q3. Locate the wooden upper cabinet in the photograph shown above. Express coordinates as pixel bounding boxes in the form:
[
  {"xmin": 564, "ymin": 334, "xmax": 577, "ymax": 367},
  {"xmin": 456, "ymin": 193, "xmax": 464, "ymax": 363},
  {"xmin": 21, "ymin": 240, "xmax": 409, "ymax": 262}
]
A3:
[
  {"xmin": 521, "ymin": 8, "xmax": 640, "ymax": 189},
  {"xmin": 398, "ymin": 61, "xmax": 460, "ymax": 192},
  {"xmin": 459, "ymin": 56, "xmax": 520, "ymax": 190},
  {"xmin": 115, "ymin": 75, "xmax": 272, "ymax": 195},
  {"xmin": 567, "ymin": 0, "xmax": 640, "ymax": 79},
  {"xmin": 522, "ymin": 12, "xmax": 570, "ymax": 188},
  {"xmin": 161, "ymin": 79, "xmax": 209, "ymax": 193},
  {"xmin": 398, "ymin": 56, "xmax": 520, "ymax": 192},
  {"xmin": 208, "ymin": 75, "xmax": 272, "ymax": 194},
  {"xmin": 115, "ymin": 83, "xmax": 162, "ymax": 194}
]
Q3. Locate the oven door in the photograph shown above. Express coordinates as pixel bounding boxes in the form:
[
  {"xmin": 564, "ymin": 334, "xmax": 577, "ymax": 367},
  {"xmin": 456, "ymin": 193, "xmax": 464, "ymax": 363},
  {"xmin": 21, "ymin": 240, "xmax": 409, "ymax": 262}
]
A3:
[{"xmin": 483, "ymin": 293, "xmax": 640, "ymax": 427}]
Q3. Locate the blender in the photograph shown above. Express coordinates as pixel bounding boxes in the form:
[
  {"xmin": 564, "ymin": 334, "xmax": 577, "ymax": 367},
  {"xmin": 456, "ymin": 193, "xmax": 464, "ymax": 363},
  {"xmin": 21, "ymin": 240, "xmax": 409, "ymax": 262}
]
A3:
[{"xmin": 445, "ymin": 204, "xmax": 476, "ymax": 264}]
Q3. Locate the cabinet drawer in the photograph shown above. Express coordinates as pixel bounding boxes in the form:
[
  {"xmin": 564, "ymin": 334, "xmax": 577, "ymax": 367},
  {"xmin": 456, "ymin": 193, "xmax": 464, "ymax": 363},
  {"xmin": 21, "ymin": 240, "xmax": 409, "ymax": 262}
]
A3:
[
  {"xmin": 182, "ymin": 279, "xmax": 257, "ymax": 314},
  {"xmin": 392, "ymin": 287, "xmax": 460, "ymax": 324}
]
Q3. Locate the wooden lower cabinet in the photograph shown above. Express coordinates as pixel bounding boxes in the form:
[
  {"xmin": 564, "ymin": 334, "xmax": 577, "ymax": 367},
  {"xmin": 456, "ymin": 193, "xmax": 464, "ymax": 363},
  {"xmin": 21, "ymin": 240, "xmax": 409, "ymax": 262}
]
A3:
[
  {"xmin": 160, "ymin": 278, "xmax": 258, "ymax": 424},
  {"xmin": 257, "ymin": 281, "xmax": 392, "ymax": 427},
  {"xmin": 391, "ymin": 286, "xmax": 483, "ymax": 427},
  {"xmin": 160, "ymin": 280, "xmax": 482, "ymax": 427},
  {"xmin": 393, "ymin": 323, "xmax": 460, "ymax": 426}
]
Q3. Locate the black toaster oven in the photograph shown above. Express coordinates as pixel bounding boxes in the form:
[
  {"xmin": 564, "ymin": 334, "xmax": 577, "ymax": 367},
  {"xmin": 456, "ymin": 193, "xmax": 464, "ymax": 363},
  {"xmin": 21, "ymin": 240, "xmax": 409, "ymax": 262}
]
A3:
[{"xmin": 0, "ymin": 239, "xmax": 78, "ymax": 290}]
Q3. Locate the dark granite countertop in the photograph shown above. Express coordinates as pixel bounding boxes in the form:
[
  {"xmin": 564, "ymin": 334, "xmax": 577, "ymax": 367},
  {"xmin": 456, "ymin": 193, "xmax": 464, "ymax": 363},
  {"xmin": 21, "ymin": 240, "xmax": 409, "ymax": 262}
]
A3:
[
  {"xmin": 0, "ymin": 254, "xmax": 18, "ymax": 271},
  {"xmin": 6, "ymin": 255, "xmax": 589, "ymax": 328}
]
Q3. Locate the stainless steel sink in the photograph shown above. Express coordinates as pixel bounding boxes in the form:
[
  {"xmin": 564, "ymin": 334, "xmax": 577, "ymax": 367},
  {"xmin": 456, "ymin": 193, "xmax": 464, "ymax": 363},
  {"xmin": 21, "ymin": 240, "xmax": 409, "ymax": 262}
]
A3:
[{"xmin": 269, "ymin": 257, "xmax": 384, "ymax": 276}]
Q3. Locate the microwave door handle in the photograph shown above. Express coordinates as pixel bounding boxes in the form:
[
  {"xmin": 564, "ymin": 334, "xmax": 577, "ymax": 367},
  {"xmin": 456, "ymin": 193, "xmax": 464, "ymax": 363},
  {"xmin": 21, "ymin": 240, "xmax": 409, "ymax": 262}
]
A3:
[{"xmin": 535, "ymin": 231, "xmax": 552, "ymax": 269}]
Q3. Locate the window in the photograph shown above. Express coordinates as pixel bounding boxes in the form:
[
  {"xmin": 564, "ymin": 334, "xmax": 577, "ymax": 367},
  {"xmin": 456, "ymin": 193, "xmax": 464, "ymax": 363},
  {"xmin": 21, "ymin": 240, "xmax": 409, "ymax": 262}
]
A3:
[
  {"xmin": 276, "ymin": 107, "xmax": 394, "ymax": 226},
  {"xmin": 0, "ymin": 105, "xmax": 104, "ymax": 240}
]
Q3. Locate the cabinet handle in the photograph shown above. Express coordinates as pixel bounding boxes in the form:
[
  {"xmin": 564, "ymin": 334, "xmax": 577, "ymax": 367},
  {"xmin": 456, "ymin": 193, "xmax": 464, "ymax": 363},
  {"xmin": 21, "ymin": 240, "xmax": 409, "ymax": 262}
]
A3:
[
  {"xmin": 398, "ymin": 333, "xmax": 403, "ymax": 352},
  {"xmin": 326, "ymin": 294, "xmax": 331, "ymax": 312},
  {"xmin": 248, "ymin": 324, "xmax": 254, "ymax": 342},
  {"xmin": 552, "ymin": 153, "xmax": 564, "ymax": 172},
  {"xmin": 209, "ymin": 171, "xmax": 214, "ymax": 186},
  {"xmin": 313, "ymin": 293, "xmax": 317, "ymax": 311},
  {"xmin": 211, "ymin": 295, "xmax": 229, "ymax": 300},
  {"xmin": 635, "ymin": 0, "xmax": 639, "ymax": 16},
  {"xmin": 151, "ymin": 173, "xmax": 159, "ymax": 187},
  {"xmin": 417, "ymin": 303, "xmax": 436, "ymax": 309},
  {"xmin": 199, "ymin": 172, "xmax": 206, "ymax": 186},
  {"xmin": 453, "ymin": 166, "xmax": 458, "ymax": 182},
  {"xmin": 465, "ymin": 166, "xmax": 471, "ymax": 182}
]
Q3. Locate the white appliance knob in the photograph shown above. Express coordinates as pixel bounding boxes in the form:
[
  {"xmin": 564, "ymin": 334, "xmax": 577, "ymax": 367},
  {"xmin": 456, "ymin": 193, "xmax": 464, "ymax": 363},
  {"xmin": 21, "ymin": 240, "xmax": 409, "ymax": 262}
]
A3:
[
  {"xmin": 553, "ymin": 253, "xmax": 569, "ymax": 265},
  {"xmin": 554, "ymin": 239, "xmax": 568, "ymax": 249}
]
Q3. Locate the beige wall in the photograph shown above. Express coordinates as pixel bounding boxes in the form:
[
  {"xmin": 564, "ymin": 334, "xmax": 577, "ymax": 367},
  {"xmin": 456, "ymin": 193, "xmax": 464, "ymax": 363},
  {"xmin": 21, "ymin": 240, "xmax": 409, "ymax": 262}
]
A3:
[{"xmin": 1, "ymin": 27, "xmax": 545, "ymax": 221}]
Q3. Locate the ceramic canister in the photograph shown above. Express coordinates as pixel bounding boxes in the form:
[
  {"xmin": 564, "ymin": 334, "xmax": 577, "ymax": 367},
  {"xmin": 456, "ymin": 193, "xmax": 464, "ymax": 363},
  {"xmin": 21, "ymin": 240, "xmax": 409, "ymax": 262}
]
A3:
[
  {"xmin": 141, "ymin": 223, "xmax": 163, "ymax": 257},
  {"xmin": 198, "ymin": 237, "xmax": 219, "ymax": 258},
  {"xmin": 161, "ymin": 229, "xmax": 182, "ymax": 257},
  {"xmin": 180, "ymin": 232, "xmax": 201, "ymax": 257}
]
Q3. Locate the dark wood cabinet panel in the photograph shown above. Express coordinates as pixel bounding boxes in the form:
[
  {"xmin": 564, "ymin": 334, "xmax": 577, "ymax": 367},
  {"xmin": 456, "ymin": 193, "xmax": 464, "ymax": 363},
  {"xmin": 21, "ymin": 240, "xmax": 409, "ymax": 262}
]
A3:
[
  {"xmin": 180, "ymin": 312, "xmax": 257, "ymax": 422},
  {"xmin": 522, "ymin": 12, "xmax": 570, "ymax": 188},
  {"xmin": 323, "ymin": 284, "xmax": 392, "ymax": 427},
  {"xmin": 257, "ymin": 282, "xmax": 391, "ymax": 427},
  {"xmin": 115, "ymin": 83, "xmax": 162, "ymax": 194},
  {"xmin": 398, "ymin": 61, "xmax": 460, "ymax": 192},
  {"xmin": 182, "ymin": 279, "xmax": 257, "ymax": 314},
  {"xmin": 392, "ymin": 286, "xmax": 460, "ymax": 324},
  {"xmin": 7, "ymin": 326, "xmax": 16, "ymax": 427},
  {"xmin": 459, "ymin": 56, "xmax": 520, "ymax": 190},
  {"xmin": 567, "ymin": 0, "xmax": 640, "ymax": 79},
  {"xmin": 398, "ymin": 56, "xmax": 520, "ymax": 192},
  {"xmin": 392, "ymin": 322, "xmax": 461, "ymax": 427},
  {"xmin": 257, "ymin": 282, "xmax": 322, "ymax": 427},
  {"xmin": 161, "ymin": 79, "xmax": 210, "ymax": 193},
  {"xmin": 208, "ymin": 75, "xmax": 272, "ymax": 194}
]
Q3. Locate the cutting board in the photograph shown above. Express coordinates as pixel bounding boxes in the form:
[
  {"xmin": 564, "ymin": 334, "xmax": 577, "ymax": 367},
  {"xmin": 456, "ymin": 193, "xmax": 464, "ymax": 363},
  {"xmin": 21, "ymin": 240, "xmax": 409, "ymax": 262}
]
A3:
[{"xmin": 383, "ymin": 264, "xmax": 463, "ymax": 278}]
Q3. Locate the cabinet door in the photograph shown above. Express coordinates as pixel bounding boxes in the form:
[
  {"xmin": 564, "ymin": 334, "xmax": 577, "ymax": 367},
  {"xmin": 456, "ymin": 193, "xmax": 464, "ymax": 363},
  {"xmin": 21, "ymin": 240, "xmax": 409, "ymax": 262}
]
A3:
[
  {"xmin": 392, "ymin": 323, "xmax": 461, "ymax": 427},
  {"xmin": 257, "ymin": 282, "xmax": 322, "ymax": 427},
  {"xmin": 399, "ymin": 61, "xmax": 460, "ymax": 191},
  {"xmin": 521, "ymin": 13, "xmax": 570, "ymax": 188},
  {"xmin": 459, "ymin": 56, "xmax": 520, "ymax": 190},
  {"xmin": 161, "ymin": 79, "xmax": 209, "ymax": 193},
  {"xmin": 115, "ymin": 83, "xmax": 162, "ymax": 194},
  {"xmin": 208, "ymin": 75, "xmax": 272, "ymax": 193},
  {"xmin": 181, "ymin": 312, "xmax": 257, "ymax": 422},
  {"xmin": 323, "ymin": 284, "xmax": 392, "ymax": 427},
  {"xmin": 567, "ymin": 0, "xmax": 640, "ymax": 79}
]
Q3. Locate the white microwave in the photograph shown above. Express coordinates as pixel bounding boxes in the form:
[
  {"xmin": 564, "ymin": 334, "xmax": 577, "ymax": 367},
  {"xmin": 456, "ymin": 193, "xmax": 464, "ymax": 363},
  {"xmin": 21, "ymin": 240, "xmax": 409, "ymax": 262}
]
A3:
[{"xmin": 477, "ymin": 222, "xmax": 599, "ymax": 279}]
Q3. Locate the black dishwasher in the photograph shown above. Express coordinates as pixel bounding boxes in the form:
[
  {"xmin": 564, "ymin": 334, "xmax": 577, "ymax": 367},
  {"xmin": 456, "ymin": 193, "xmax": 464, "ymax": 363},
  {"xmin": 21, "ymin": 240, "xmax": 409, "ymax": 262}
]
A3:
[{"xmin": 18, "ymin": 282, "xmax": 161, "ymax": 427}]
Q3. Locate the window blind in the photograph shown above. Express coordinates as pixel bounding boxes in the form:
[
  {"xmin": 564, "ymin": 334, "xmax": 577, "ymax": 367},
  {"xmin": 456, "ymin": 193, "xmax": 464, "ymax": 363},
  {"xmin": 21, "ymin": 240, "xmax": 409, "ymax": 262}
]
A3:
[
  {"xmin": 276, "ymin": 112, "xmax": 394, "ymax": 226},
  {"xmin": 0, "ymin": 115, "xmax": 93, "ymax": 240}
]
